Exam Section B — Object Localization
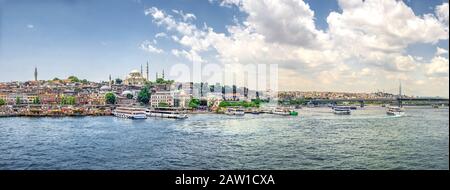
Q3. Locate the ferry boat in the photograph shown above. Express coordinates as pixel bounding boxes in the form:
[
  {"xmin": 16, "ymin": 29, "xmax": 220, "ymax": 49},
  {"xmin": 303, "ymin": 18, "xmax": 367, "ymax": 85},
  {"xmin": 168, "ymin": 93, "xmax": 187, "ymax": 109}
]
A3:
[
  {"xmin": 225, "ymin": 108, "xmax": 245, "ymax": 116},
  {"xmin": 113, "ymin": 107, "xmax": 147, "ymax": 119},
  {"xmin": 146, "ymin": 108, "xmax": 188, "ymax": 119},
  {"xmin": 386, "ymin": 106, "xmax": 405, "ymax": 116},
  {"xmin": 386, "ymin": 81, "xmax": 406, "ymax": 116},
  {"xmin": 333, "ymin": 106, "xmax": 351, "ymax": 115},
  {"xmin": 251, "ymin": 108, "xmax": 261, "ymax": 114}
]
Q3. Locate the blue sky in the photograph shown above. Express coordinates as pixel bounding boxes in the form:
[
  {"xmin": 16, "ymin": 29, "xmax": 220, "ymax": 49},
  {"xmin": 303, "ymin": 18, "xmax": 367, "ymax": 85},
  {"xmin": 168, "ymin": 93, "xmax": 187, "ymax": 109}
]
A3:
[{"xmin": 0, "ymin": 0, "xmax": 449, "ymax": 96}]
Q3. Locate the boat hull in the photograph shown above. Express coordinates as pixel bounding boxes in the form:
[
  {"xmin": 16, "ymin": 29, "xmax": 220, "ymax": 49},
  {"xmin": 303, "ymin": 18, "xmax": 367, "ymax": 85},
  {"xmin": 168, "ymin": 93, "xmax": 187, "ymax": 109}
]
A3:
[{"xmin": 146, "ymin": 112, "xmax": 188, "ymax": 119}]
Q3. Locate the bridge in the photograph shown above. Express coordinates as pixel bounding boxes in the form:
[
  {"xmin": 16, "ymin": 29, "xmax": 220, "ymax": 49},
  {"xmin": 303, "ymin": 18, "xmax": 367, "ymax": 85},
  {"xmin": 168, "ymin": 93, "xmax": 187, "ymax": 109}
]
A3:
[{"xmin": 306, "ymin": 97, "xmax": 449, "ymax": 107}]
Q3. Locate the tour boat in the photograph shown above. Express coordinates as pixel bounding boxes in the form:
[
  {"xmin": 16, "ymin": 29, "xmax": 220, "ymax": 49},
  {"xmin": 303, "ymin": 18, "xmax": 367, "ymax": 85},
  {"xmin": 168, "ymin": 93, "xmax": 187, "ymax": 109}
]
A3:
[
  {"xmin": 225, "ymin": 108, "xmax": 245, "ymax": 116},
  {"xmin": 113, "ymin": 107, "xmax": 147, "ymax": 119},
  {"xmin": 146, "ymin": 108, "xmax": 188, "ymax": 119},
  {"xmin": 272, "ymin": 108, "xmax": 290, "ymax": 116},
  {"xmin": 333, "ymin": 106, "xmax": 351, "ymax": 115},
  {"xmin": 386, "ymin": 106, "xmax": 405, "ymax": 116}
]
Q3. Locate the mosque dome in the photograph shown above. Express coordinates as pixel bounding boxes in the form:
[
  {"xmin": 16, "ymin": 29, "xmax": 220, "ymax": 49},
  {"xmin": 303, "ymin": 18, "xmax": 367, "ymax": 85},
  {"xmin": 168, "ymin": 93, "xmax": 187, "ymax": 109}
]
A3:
[
  {"xmin": 130, "ymin": 69, "xmax": 140, "ymax": 74},
  {"xmin": 121, "ymin": 90, "xmax": 133, "ymax": 96},
  {"xmin": 100, "ymin": 85, "xmax": 112, "ymax": 91}
]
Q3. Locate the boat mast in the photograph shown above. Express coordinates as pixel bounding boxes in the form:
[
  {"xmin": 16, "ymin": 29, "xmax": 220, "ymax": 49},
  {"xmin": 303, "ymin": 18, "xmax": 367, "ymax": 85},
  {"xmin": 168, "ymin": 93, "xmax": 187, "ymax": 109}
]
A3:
[{"xmin": 398, "ymin": 80, "xmax": 402, "ymax": 108}]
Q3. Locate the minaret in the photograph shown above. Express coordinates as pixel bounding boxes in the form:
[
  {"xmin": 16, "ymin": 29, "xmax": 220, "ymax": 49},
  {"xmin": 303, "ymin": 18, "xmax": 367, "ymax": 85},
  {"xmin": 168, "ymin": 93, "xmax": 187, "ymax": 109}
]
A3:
[
  {"xmin": 140, "ymin": 64, "xmax": 143, "ymax": 76},
  {"xmin": 109, "ymin": 74, "xmax": 112, "ymax": 87},
  {"xmin": 162, "ymin": 69, "xmax": 165, "ymax": 79},
  {"xmin": 34, "ymin": 67, "xmax": 38, "ymax": 81},
  {"xmin": 146, "ymin": 61, "xmax": 149, "ymax": 81}
]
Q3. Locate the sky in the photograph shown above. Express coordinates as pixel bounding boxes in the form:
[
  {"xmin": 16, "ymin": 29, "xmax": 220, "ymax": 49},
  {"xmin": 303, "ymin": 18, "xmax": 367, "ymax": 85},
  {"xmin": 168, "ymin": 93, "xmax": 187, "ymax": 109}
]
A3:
[{"xmin": 0, "ymin": 0, "xmax": 449, "ymax": 97}]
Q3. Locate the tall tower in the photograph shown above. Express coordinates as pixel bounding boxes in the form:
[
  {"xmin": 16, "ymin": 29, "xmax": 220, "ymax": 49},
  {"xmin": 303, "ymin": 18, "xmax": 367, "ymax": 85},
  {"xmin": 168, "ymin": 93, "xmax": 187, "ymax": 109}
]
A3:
[
  {"xmin": 162, "ymin": 69, "xmax": 165, "ymax": 79},
  {"xmin": 109, "ymin": 74, "xmax": 112, "ymax": 87},
  {"xmin": 140, "ymin": 64, "xmax": 143, "ymax": 76},
  {"xmin": 146, "ymin": 61, "xmax": 149, "ymax": 81},
  {"xmin": 34, "ymin": 67, "xmax": 38, "ymax": 81}
]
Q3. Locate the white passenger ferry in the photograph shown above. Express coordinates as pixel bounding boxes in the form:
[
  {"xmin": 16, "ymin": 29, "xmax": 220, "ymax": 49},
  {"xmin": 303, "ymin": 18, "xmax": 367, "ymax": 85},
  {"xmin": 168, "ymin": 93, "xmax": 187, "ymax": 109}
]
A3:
[
  {"xmin": 333, "ymin": 106, "xmax": 351, "ymax": 115},
  {"xmin": 112, "ymin": 107, "xmax": 147, "ymax": 119},
  {"xmin": 386, "ymin": 106, "xmax": 405, "ymax": 116},
  {"xmin": 146, "ymin": 108, "xmax": 188, "ymax": 119},
  {"xmin": 225, "ymin": 108, "xmax": 245, "ymax": 116}
]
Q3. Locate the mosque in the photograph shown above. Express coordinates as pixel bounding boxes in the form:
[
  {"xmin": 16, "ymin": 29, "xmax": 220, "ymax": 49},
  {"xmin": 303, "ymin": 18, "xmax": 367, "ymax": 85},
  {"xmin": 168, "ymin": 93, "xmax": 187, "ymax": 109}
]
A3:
[{"xmin": 124, "ymin": 62, "xmax": 149, "ymax": 86}]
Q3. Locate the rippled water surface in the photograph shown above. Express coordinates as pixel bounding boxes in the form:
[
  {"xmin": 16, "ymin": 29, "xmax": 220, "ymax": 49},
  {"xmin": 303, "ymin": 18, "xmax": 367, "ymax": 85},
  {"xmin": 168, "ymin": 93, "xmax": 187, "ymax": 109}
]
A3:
[{"xmin": 0, "ymin": 107, "xmax": 448, "ymax": 170}]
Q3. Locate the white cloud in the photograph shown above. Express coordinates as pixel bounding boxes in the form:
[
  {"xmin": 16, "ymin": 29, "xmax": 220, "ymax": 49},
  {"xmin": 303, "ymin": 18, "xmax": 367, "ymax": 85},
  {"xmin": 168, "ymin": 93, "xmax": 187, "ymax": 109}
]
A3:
[
  {"xmin": 328, "ymin": 0, "xmax": 448, "ymax": 53},
  {"xmin": 426, "ymin": 56, "xmax": 449, "ymax": 77},
  {"xmin": 171, "ymin": 49, "xmax": 204, "ymax": 63},
  {"xmin": 172, "ymin": 9, "xmax": 197, "ymax": 22},
  {"xmin": 145, "ymin": 1, "xmax": 449, "ymax": 96},
  {"xmin": 436, "ymin": 2, "xmax": 449, "ymax": 29},
  {"xmin": 27, "ymin": 24, "xmax": 34, "ymax": 29},
  {"xmin": 221, "ymin": 0, "xmax": 328, "ymax": 48},
  {"xmin": 155, "ymin": 32, "xmax": 167, "ymax": 38},
  {"xmin": 436, "ymin": 47, "xmax": 449, "ymax": 56},
  {"xmin": 140, "ymin": 40, "xmax": 164, "ymax": 54}
]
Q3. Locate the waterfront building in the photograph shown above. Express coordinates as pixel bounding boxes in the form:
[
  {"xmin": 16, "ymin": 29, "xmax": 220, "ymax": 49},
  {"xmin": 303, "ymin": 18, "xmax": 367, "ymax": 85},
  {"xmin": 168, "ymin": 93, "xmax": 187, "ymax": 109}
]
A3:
[
  {"xmin": 124, "ymin": 70, "xmax": 147, "ymax": 86},
  {"xmin": 173, "ymin": 90, "xmax": 190, "ymax": 108},
  {"xmin": 151, "ymin": 91, "xmax": 174, "ymax": 108},
  {"xmin": 0, "ymin": 93, "xmax": 7, "ymax": 102}
]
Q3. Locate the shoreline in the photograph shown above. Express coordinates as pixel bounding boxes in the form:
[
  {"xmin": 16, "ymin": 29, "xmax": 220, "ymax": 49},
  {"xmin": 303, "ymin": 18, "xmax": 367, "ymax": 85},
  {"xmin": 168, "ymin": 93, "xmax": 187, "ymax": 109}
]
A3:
[{"xmin": 1, "ymin": 105, "xmax": 446, "ymax": 118}]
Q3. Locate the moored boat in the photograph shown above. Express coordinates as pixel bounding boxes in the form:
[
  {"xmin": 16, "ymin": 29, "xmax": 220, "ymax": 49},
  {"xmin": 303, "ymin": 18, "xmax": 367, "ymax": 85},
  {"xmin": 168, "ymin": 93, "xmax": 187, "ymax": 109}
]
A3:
[
  {"xmin": 272, "ymin": 108, "xmax": 290, "ymax": 116},
  {"xmin": 146, "ymin": 108, "xmax": 188, "ymax": 119},
  {"xmin": 113, "ymin": 107, "xmax": 147, "ymax": 119},
  {"xmin": 225, "ymin": 108, "xmax": 245, "ymax": 116},
  {"xmin": 333, "ymin": 106, "xmax": 351, "ymax": 115}
]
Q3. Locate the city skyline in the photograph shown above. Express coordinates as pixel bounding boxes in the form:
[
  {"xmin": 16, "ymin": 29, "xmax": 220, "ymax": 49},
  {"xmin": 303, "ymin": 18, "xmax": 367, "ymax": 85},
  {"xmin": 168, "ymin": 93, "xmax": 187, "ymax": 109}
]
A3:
[{"xmin": 0, "ymin": 0, "xmax": 449, "ymax": 97}]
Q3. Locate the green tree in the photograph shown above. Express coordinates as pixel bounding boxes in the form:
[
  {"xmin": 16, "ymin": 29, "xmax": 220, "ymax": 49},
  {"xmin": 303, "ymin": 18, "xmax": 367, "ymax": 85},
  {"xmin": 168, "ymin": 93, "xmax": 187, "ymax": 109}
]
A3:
[
  {"xmin": 67, "ymin": 96, "xmax": 76, "ymax": 105},
  {"xmin": 60, "ymin": 95, "xmax": 76, "ymax": 105},
  {"xmin": 155, "ymin": 78, "xmax": 174, "ymax": 85},
  {"xmin": 188, "ymin": 98, "xmax": 200, "ymax": 109},
  {"xmin": 80, "ymin": 79, "xmax": 88, "ymax": 84},
  {"xmin": 155, "ymin": 78, "xmax": 165, "ymax": 84},
  {"xmin": 68, "ymin": 76, "xmax": 80, "ymax": 83},
  {"xmin": 137, "ymin": 87, "xmax": 150, "ymax": 105},
  {"xmin": 32, "ymin": 97, "xmax": 40, "ymax": 104},
  {"xmin": 105, "ymin": 92, "xmax": 116, "ymax": 105},
  {"xmin": 15, "ymin": 97, "xmax": 21, "ymax": 105},
  {"xmin": 158, "ymin": 102, "xmax": 169, "ymax": 107},
  {"xmin": 0, "ymin": 99, "xmax": 5, "ymax": 106},
  {"xmin": 115, "ymin": 78, "xmax": 123, "ymax": 85},
  {"xmin": 126, "ymin": 93, "xmax": 133, "ymax": 99}
]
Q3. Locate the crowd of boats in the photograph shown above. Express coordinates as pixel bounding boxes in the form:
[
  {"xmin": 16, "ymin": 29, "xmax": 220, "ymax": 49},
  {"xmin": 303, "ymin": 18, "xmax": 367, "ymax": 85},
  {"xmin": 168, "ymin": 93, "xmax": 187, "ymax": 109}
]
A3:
[
  {"xmin": 112, "ymin": 107, "xmax": 188, "ymax": 120},
  {"xmin": 112, "ymin": 104, "xmax": 410, "ymax": 120},
  {"xmin": 330, "ymin": 105, "xmax": 405, "ymax": 116},
  {"xmin": 112, "ymin": 106, "xmax": 300, "ymax": 119}
]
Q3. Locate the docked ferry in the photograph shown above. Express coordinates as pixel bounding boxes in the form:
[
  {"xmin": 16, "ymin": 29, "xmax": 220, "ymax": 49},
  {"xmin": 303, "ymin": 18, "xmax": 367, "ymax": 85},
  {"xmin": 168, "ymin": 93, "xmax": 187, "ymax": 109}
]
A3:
[
  {"xmin": 146, "ymin": 108, "xmax": 188, "ymax": 119},
  {"xmin": 113, "ymin": 107, "xmax": 147, "ymax": 119},
  {"xmin": 272, "ymin": 108, "xmax": 293, "ymax": 116},
  {"xmin": 225, "ymin": 108, "xmax": 245, "ymax": 116}
]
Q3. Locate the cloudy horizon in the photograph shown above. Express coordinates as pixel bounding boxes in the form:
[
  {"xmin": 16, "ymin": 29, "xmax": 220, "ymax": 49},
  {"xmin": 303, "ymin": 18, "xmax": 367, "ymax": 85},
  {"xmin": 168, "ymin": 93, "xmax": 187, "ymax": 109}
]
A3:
[{"xmin": 0, "ymin": 0, "xmax": 448, "ymax": 97}]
